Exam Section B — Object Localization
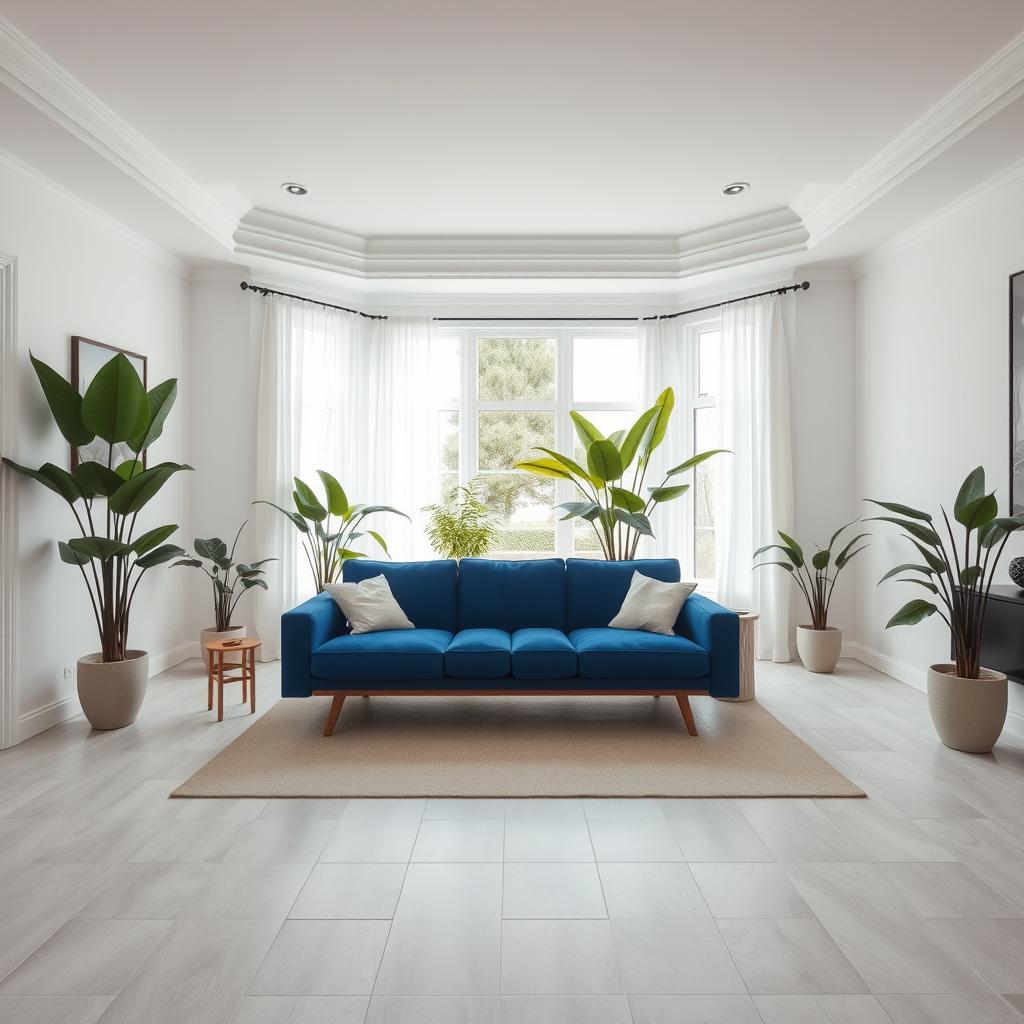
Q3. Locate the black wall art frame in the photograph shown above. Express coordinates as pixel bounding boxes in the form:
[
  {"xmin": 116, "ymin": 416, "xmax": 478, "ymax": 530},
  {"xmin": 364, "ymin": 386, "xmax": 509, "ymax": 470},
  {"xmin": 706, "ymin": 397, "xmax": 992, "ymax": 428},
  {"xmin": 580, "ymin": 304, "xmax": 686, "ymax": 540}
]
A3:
[{"xmin": 1012, "ymin": 271, "xmax": 1024, "ymax": 515}]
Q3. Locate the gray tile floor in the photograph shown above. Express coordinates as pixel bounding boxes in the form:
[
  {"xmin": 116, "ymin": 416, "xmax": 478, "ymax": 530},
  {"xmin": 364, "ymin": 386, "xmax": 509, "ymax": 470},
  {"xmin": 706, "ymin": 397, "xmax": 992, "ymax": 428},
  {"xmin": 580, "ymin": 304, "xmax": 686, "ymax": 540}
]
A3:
[{"xmin": 1, "ymin": 658, "xmax": 1024, "ymax": 1023}]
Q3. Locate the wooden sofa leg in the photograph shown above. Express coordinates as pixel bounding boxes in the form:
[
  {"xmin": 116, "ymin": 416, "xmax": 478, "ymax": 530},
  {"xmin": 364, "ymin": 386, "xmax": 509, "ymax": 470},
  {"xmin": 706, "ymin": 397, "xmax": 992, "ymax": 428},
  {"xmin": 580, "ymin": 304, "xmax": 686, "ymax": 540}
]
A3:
[
  {"xmin": 676, "ymin": 695, "xmax": 698, "ymax": 737},
  {"xmin": 324, "ymin": 695, "xmax": 346, "ymax": 737}
]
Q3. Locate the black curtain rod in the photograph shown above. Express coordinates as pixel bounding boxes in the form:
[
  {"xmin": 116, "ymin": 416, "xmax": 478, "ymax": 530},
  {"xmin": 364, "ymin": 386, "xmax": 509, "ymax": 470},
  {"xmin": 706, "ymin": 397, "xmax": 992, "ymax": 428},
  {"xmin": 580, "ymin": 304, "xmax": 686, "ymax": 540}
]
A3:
[{"xmin": 240, "ymin": 279, "xmax": 811, "ymax": 322}]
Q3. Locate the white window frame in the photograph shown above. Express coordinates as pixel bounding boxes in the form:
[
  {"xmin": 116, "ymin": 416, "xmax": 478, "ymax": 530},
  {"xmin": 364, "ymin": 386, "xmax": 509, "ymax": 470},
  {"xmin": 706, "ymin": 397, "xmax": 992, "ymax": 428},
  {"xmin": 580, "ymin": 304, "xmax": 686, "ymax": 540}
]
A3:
[{"xmin": 435, "ymin": 323, "xmax": 640, "ymax": 558}]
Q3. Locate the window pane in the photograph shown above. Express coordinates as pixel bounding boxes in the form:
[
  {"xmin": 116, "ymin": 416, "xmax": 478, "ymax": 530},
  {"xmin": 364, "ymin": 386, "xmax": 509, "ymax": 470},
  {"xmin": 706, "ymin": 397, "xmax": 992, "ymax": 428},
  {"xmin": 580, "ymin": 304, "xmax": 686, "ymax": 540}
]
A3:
[
  {"xmin": 698, "ymin": 330, "xmax": 720, "ymax": 399},
  {"xmin": 573, "ymin": 337, "xmax": 639, "ymax": 403},
  {"xmin": 439, "ymin": 410, "xmax": 459, "ymax": 499},
  {"xmin": 479, "ymin": 472, "xmax": 555, "ymax": 556},
  {"xmin": 694, "ymin": 406, "xmax": 719, "ymax": 580},
  {"xmin": 573, "ymin": 518, "xmax": 604, "ymax": 556},
  {"xmin": 431, "ymin": 335, "xmax": 461, "ymax": 405},
  {"xmin": 478, "ymin": 411, "xmax": 555, "ymax": 471},
  {"xmin": 572, "ymin": 409, "xmax": 638, "ymax": 465},
  {"xmin": 478, "ymin": 337, "xmax": 556, "ymax": 401}
]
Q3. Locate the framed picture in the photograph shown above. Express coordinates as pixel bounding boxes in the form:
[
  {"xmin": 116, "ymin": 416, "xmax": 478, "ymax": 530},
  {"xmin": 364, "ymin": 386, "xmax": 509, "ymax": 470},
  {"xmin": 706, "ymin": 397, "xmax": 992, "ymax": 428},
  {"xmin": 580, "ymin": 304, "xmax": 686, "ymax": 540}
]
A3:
[
  {"xmin": 71, "ymin": 336, "xmax": 148, "ymax": 471},
  {"xmin": 1012, "ymin": 272, "xmax": 1024, "ymax": 515}
]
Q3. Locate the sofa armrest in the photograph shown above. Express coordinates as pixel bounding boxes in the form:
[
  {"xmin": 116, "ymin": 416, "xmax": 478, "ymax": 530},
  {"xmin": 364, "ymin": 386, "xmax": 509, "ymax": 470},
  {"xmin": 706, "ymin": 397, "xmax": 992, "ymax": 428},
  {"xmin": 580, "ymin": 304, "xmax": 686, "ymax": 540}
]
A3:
[
  {"xmin": 281, "ymin": 592, "xmax": 346, "ymax": 697},
  {"xmin": 677, "ymin": 593, "xmax": 740, "ymax": 698}
]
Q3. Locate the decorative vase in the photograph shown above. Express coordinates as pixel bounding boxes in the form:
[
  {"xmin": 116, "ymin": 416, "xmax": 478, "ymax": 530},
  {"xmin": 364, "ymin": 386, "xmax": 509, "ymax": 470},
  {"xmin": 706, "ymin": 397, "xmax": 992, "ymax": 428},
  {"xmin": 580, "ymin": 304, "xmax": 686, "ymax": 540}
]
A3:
[
  {"xmin": 1009, "ymin": 556, "xmax": 1024, "ymax": 590},
  {"xmin": 76, "ymin": 650, "xmax": 148, "ymax": 730},
  {"xmin": 927, "ymin": 664, "xmax": 1007, "ymax": 754},
  {"xmin": 796, "ymin": 625, "xmax": 842, "ymax": 673},
  {"xmin": 200, "ymin": 625, "xmax": 246, "ymax": 668}
]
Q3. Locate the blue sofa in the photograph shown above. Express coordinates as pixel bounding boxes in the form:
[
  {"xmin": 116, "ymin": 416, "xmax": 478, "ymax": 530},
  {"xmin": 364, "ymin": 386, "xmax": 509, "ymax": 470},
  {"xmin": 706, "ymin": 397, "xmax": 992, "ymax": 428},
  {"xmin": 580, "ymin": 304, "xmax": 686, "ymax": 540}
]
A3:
[{"xmin": 281, "ymin": 557, "xmax": 739, "ymax": 736}]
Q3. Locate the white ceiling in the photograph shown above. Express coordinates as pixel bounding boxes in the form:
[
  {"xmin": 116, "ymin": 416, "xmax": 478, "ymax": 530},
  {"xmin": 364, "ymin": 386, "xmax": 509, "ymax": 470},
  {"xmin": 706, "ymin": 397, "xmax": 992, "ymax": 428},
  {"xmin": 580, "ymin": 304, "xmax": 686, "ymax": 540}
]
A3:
[{"xmin": 3, "ymin": 0, "xmax": 1023, "ymax": 237}]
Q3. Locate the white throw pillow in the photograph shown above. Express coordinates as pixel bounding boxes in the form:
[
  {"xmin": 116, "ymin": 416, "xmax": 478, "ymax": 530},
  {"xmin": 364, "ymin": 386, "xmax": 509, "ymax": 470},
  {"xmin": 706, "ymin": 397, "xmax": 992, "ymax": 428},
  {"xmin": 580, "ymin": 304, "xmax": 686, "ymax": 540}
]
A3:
[
  {"xmin": 324, "ymin": 574, "xmax": 415, "ymax": 634},
  {"xmin": 608, "ymin": 571, "xmax": 697, "ymax": 636}
]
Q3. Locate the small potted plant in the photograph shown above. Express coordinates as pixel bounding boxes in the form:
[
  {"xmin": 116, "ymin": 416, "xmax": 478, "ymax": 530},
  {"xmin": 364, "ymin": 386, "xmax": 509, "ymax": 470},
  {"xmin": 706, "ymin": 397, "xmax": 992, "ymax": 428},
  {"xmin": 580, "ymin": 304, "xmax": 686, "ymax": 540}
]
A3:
[
  {"xmin": 753, "ymin": 522, "xmax": 868, "ymax": 673},
  {"xmin": 872, "ymin": 467, "xmax": 1024, "ymax": 753},
  {"xmin": 423, "ymin": 478, "xmax": 498, "ymax": 559},
  {"xmin": 173, "ymin": 522, "xmax": 274, "ymax": 667},
  {"xmin": 2, "ymin": 353, "xmax": 190, "ymax": 729}
]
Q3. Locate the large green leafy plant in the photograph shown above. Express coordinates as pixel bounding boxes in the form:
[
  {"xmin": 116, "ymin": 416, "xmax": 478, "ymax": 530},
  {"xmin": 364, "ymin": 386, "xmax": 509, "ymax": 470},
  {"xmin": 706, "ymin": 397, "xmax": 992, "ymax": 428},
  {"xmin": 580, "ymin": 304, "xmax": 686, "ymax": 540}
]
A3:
[
  {"xmin": 753, "ymin": 522, "xmax": 868, "ymax": 630},
  {"xmin": 2, "ymin": 353, "xmax": 191, "ymax": 662},
  {"xmin": 872, "ymin": 466, "xmax": 1024, "ymax": 678},
  {"xmin": 173, "ymin": 521, "xmax": 274, "ymax": 631},
  {"xmin": 515, "ymin": 387, "xmax": 726, "ymax": 560},
  {"xmin": 423, "ymin": 478, "xmax": 498, "ymax": 559},
  {"xmin": 255, "ymin": 470, "xmax": 408, "ymax": 594}
]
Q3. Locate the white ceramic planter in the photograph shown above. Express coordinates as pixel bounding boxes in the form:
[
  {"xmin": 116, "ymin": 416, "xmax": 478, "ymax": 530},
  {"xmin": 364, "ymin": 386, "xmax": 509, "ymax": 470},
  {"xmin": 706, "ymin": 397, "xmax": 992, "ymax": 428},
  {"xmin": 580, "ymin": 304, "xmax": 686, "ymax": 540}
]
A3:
[
  {"xmin": 200, "ymin": 625, "xmax": 245, "ymax": 668},
  {"xmin": 927, "ymin": 663, "xmax": 1007, "ymax": 754},
  {"xmin": 77, "ymin": 650, "xmax": 148, "ymax": 730},
  {"xmin": 796, "ymin": 625, "xmax": 842, "ymax": 673}
]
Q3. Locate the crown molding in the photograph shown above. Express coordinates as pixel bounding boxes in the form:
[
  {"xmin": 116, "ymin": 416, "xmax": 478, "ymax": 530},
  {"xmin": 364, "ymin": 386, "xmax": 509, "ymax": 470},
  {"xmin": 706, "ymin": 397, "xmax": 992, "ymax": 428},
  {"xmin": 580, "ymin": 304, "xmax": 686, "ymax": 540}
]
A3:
[
  {"xmin": 0, "ymin": 16, "xmax": 237, "ymax": 249},
  {"xmin": 0, "ymin": 148, "xmax": 189, "ymax": 277},
  {"xmin": 233, "ymin": 206, "xmax": 808, "ymax": 280},
  {"xmin": 804, "ymin": 30, "xmax": 1024, "ymax": 245}
]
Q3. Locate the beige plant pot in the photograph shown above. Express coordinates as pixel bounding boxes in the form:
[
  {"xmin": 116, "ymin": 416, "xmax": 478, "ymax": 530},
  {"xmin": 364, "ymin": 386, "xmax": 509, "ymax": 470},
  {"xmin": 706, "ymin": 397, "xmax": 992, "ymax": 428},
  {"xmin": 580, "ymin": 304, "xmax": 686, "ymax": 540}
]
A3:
[
  {"xmin": 200, "ymin": 625, "xmax": 245, "ymax": 668},
  {"xmin": 796, "ymin": 625, "xmax": 842, "ymax": 673},
  {"xmin": 77, "ymin": 650, "xmax": 148, "ymax": 730},
  {"xmin": 927, "ymin": 663, "xmax": 1007, "ymax": 754}
]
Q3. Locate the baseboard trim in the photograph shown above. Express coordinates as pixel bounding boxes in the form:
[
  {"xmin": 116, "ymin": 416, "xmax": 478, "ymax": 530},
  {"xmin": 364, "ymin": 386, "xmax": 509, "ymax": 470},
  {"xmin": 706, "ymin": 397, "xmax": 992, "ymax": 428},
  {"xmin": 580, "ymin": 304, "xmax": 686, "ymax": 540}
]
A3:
[
  {"xmin": 842, "ymin": 641, "xmax": 927, "ymax": 691},
  {"xmin": 150, "ymin": 642, "xmax": 199, "ymax": 675}
]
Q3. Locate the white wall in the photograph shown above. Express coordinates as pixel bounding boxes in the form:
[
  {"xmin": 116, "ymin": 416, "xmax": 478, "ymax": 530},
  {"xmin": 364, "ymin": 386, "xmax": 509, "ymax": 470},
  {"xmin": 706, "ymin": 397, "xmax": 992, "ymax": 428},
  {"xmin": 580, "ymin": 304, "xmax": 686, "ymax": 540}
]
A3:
[
  {"xmin": 0, "ymin": 161, "xmax": 192, "ymax": 741},
  {"xmin": 854, "ymin": 170, "xmax": 1024, "ymax": 718}
]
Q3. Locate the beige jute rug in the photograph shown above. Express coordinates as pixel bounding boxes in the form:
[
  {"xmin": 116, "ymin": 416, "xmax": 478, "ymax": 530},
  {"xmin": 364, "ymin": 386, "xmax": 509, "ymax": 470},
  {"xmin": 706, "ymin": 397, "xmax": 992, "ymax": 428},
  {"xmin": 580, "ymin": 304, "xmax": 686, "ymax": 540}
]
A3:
[{"xmin": 172, "ymin": 695, "xmax": 863, "ymax": 799}]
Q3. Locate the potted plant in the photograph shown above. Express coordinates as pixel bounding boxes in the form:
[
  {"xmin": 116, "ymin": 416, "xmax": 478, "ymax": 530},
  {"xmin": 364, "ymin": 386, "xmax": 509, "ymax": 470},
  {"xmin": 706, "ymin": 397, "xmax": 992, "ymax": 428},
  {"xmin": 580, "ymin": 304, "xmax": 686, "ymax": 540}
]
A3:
[
  {"xmin": 173, "ymin": 521, "xmax": 274, "ymax": 667},
  {"xmin": 2, "ymin": 353, "xmax": 190, "ymax": 729},
  {"xmin": 255, "ymin": 470, "xmax": 408, "ymax": 593},
  {"xmin": 515, "ymin": 387, "xmax": 726, "ymax": 559},
  {"xmin": 872, "ymin": 466, "xmax": 1024, "ymax": 753},
  {"xmin": 423, "ymin": 478, "xmax": 498, "ymax": 559},
  {"xmin": 753, "ymin": 522, "xmax": 868, "ymax": 673}
]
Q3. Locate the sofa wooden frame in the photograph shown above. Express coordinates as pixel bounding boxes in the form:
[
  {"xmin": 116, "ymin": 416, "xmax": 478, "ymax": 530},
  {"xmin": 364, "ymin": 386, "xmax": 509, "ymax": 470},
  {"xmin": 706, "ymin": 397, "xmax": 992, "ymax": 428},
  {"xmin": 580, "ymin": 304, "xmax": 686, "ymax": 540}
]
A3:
[{"xmin": 312, "ymin": 688, "xmax": 708, "ymax": 738}]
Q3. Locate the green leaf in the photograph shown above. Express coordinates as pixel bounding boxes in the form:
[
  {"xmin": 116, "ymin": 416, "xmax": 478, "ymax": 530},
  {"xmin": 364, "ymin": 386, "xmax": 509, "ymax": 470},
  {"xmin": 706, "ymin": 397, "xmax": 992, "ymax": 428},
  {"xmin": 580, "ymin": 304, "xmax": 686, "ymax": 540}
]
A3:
[
  {"xmin": 811, "ymin": 550, "xmax": 830, "ymax": 571},
  {"xmin": 127, "ymin": 379, "xmax": 177, "ymax": 453},
  {"xmin": 865, "ymin": 499, "xmax": 932, "ymax": 522},
  {"xmin": 29, "ymin": 353, "xmax": 94, "ymax": 447},
  {"xmin": 955, "ymin": 492, "xmax": 998, "ymax": 530},
  {"xmin": 826, "ymin": 517, "xmax": 861, "ymax": 552},
  {"xmin": 69, "ymin": 536, "xmax": 129, "ymax": 560},
  {"xmin": 835, "ymin": 533, "xmax": 870, "ymax": 565},
  {"xmin": 194, "ymin": 537, "xmax": 227, "ymax": 561},
  {"xmin": 753, "ymin": 542, "xmax": 797, "ymax": 562},
  {"xmin": 2, "ymin": 459, "xmax": 83, "ymax": 504},
  {"xmin": 555, "ymin": 500, "xmax": 600, "ymax": 521},
  {"xmin": 960, "ymin": 565, "xmax": 983, "ymax": 586},
  {"xmin": 894, "ymin": 577, "xmax": 939, "ymax": 593},
  {"xmin": 869, "ymin": 516, "xmax": 942, "ymax": 547},
  {"xmin": 317, "ymin": 470, "xmax": 349, "ymax": 516},
  {"xmin": 172, "ymin": 558, "xmax": 203, "ymax": 568},
  {"xmin": 607, "ymin": 429, "xmax": 625, "ymax": 448},
  {"xmin": 135, "ymin": 544, "xmax": 186, "ymax": 569},
  {"xmin": 953, "ymin": 467, "xmax": 986, "ymax": 523},
  {"xmin": 610, "ymin": 486, "xmax": 645, "ymax": 513},
  {"xmin": 81, "ymin": 353, "xmax": 150, "ymax": 444},
  {"xmin": 667, "ymin": 448, "xmax": 729, "ymax": 476},
  {"xmin": 910, "ymin": 540, "xmax": 948, "ymax": 575},
  {"xmin": 777, "ymin": 530, "xmax": 804, "ymax": 568},
  {"xmin": 979, "ymin": 516, "xmax": 1024, "ymax": 548},
  {"xmin": 587, "ymin": 439, "xmax": 623, "ymax": 483},
  {"xmin": 114, "ymin": 459, "xmax": 144, "ymax": 481},
  {"xmin": 239, "ymin": 576, "xmax": 269, "ymax": 590},
  {"xmin": 73, "ymin": 460, "xmax": 124, "ymax": 497},
  {"xmin": 569, "ymin": 410, "xmax": 605, "ymax": 449},
  {"xmin": 532, "ymin": 447, "xmax": 595, "ymax": 485},
  {"xmin": 649, "ymin": 484, "xmax": 690, "ymax": 503},
  {"xmin": 58, "ymin": 540, "xmax": 91, "ymax": 565},
  {"xmin": 293, "ymin": 477, "xmax": 327, "ymax": 521},
  {"xmin": 753, "ymin": 560, "xmax": 795, "ymax": 571},
  {"xmin": 353, "ymin": 504, "xmax": 411, "ymax": 521},
  {"xmin": 337, "ymin": 548, "xmax": 367, "ymax": 561},
  {"xmin": 643, "ymin": 387, "xmax": 675, "ymax": 459},
  {"xmin": 131, "ymin": 524, "xmax": 178, "ymax": 556},
  {"xmin": 367, "ymin": 530, "xmax": 389, "ymax": 555},
  {"xmin": 619, "ymin": 407, "xmax": 660, "ymax": 470},
  {"xmin": 836, "ymin": 544, "xmax": 869, "ymax": 569},
  {"xmin": 515, "ymin": 458, "xmax": 573, "ymax": 480},
  {"xmin": 612, "ymin": 508, "xmax": 654, "ymax": 537},
  {"xmin": 885, "ymin": 599, "xmax": 938, "ymax": 628},
  {"xmin": 253, "ymin": 499, "xmax": 310, "ymax": 534},
  {"xmin": 878, "ymin": 563, "xmax": 935, "ymax": 585},
  {"xmin": 107, "ymin": 462, "xmax": 192, "ymax": 515}
]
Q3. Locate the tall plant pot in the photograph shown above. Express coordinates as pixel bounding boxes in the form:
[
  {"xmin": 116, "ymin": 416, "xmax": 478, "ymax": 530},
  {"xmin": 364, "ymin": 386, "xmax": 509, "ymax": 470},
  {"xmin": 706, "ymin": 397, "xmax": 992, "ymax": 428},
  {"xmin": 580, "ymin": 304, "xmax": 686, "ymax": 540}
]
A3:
[
  {"xmin": 927, "ymin": 664, "xmax": 1007, "ymax": 754},
  {"xmin": 796, "ymin": 625, "xmax": 842, "ymax": 673},
  {"xmin": 200, "ymin": 625, "xmax": 245, "ymax": 668},
  {"xmin": 77, "ymin": 650, "xmax": 148, "ymax": 730}
]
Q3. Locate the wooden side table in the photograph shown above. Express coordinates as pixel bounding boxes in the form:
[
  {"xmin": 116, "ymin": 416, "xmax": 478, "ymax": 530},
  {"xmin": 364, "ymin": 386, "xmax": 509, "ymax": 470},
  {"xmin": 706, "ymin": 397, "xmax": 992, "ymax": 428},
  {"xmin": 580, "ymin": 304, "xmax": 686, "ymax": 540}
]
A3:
[
  {"xmin": 716, "ymin": 611, "xmax": 758, "ymax": 703},
  {"xmin": 206, "ymin": 637, "xmax": 262, "ymax": 721}
]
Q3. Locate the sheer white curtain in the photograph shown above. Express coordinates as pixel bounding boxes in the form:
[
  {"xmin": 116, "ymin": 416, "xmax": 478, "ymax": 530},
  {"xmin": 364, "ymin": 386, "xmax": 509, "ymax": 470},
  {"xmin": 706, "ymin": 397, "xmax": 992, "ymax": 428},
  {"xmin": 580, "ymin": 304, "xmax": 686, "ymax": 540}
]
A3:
[
  {"xmin": 638, "ymin": 315, "xmax": 693, "ymax": 560},
  {"xmin": 253, "ymin": 295, "xmax": 438, "ymax": 658},
  {"xmin": 715, "ymin": 294, "xmax": 794, "ymax": 662}
]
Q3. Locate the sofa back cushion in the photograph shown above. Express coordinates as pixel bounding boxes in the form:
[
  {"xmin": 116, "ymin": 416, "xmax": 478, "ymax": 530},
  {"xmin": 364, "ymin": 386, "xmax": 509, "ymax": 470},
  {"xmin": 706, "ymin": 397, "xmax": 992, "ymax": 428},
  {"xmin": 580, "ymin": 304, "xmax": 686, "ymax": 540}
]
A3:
[
  {"xmin": 342, "ymin": 559, "xmax": 458, "ymax": 632},
  {"xmin": 565, "ymin": 558, "xmax": 681, "ymax": 631},
  {"xmin": 458, "ymin": 558, "xmax": 565, "ymax": 632}
]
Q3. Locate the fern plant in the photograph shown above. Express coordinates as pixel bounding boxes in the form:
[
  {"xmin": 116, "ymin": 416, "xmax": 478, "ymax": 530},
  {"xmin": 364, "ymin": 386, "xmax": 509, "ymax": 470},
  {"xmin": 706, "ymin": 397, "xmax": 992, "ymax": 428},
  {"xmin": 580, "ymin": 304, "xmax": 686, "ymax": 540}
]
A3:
[{"xmin": 423, "ymin": 479, "xmax": 498, "ymax": 559}]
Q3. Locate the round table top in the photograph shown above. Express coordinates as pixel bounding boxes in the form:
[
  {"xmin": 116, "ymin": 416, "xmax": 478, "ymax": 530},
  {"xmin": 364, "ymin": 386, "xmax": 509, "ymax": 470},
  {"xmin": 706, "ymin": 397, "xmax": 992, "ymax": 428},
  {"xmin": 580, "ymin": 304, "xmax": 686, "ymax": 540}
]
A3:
[{"xmin": 206, "ymin": 637, "xmax": 262, "ymax": 652}]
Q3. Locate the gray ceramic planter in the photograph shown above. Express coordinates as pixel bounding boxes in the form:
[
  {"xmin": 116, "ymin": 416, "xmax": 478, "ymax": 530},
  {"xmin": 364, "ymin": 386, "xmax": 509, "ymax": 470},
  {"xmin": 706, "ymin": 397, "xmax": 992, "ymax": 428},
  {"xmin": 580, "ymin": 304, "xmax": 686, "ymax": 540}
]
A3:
[
  {"xmin": 927, "ymin": 664, "xmax": 1007, "ymax": 754},
  {"xmin": 796, "ymin": 625, "xmax": 842, "ymax": 673},
  {"xmin": 77, "ymin": 650, "xmax": 148, "ymax": 730}
]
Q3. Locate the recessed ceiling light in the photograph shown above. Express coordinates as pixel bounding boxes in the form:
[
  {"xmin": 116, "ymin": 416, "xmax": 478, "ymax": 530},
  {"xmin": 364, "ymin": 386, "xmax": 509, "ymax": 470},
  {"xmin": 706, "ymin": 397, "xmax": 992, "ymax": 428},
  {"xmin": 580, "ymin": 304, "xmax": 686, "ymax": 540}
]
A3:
[
  {"xmin": 281, "ymin": 182, "xmax": 309, "ymax": 196},
  {"xmin": 722, "ymin": 182, "xmax": 749, "ymax": 196}
]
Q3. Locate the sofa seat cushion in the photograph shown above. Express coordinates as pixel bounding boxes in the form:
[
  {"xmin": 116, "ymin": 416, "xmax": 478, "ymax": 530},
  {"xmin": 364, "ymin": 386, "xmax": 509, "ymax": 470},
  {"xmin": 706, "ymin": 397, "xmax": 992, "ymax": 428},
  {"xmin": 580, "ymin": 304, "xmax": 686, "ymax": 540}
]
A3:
[
  {"xmin": 445, "ymin": 629, "xmax": 511, "ymax": 679},
  {"xmin": 511, "ymin": 628, "xmax": 577, "ymax": 679},
  {"xmin": 311, "ymin": 629, "xmax": 453, "ymax": 682},
  {"xmin": 569, "ymin": 627, "xmax": 710, "ymax": 680}
]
